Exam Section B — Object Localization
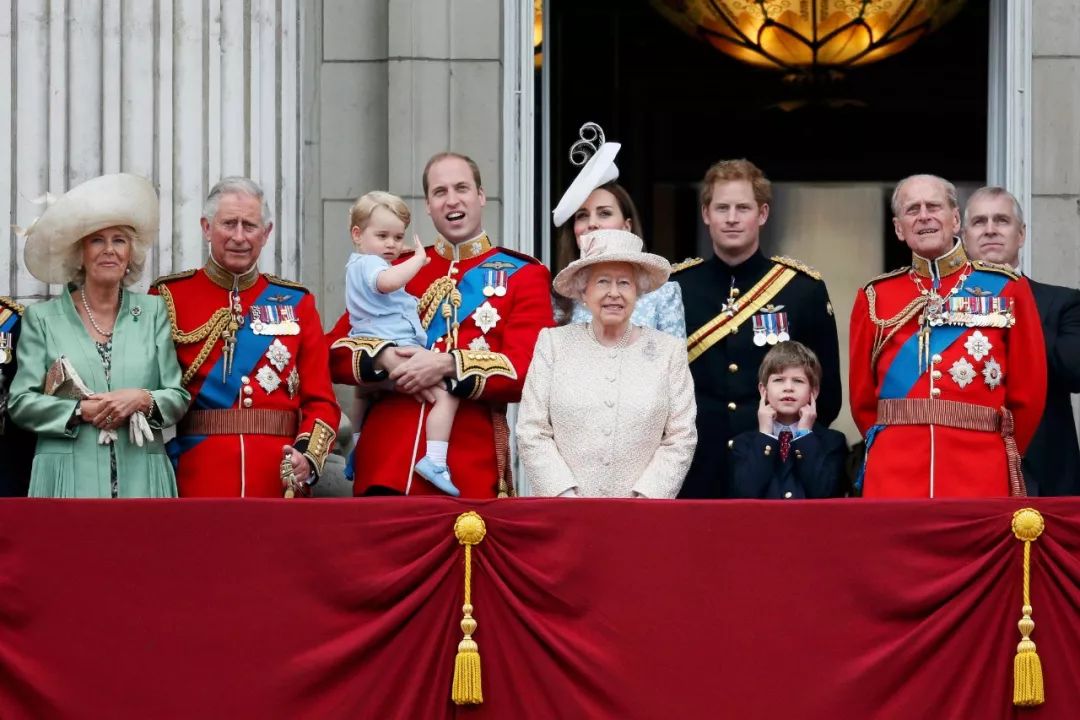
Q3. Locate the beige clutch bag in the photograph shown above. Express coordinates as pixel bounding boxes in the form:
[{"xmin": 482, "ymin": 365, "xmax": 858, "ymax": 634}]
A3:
[{"xmin": 44, "ymin": 356, "xmax": 94, "ymax": 400}]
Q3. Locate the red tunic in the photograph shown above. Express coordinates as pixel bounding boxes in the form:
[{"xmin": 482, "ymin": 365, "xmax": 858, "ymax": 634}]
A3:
[
  {"xmin": 153, "ymin": 263, "xmax": 340, "ymax": 497},
  {"xmin": 327, "ymin": 234, "xmax": 553, "ymax": 497},
  {"xmin": 849, "ymin": 244, "xmax": 1046, "ymax": 497}
]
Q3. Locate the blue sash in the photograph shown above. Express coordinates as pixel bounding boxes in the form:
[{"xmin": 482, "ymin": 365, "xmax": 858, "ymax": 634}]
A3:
[
  {"xmin": 424, "ymin": 252, "xmax": 527, "ymax": 347},
  {"xmin": 0, "ymin": 310, "xmax": 18, "ymax": 333},
  {"xmin": 168, "ymin": 281, "xmax": 303, "ymax": 465},
  {"xmin": 878, "ymin": 270, "xmax": 1009, "ymax": 399}
]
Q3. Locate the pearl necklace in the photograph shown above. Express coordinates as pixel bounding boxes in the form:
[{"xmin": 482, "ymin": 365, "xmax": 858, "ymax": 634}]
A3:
[
  {"xmin": 589, "ymin": 321, "xmax": 634, "ymax": 350},
  {"xmin": 81, "ymin": 287, "xmax": 121, "ymax": 338}
]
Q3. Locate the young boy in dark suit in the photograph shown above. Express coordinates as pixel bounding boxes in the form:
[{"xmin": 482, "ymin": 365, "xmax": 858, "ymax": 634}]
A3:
[{"xmin": 729, "ymin": 341, "xmax": 847, "ymax": 499}]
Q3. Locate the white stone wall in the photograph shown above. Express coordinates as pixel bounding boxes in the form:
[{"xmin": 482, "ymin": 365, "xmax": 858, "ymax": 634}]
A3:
[
  {"xmin": 302, "ymin": 0, "xmax": 506, "ymax": 326},
  {"xmin": 1031, "ymin": 0, "xmax": 1080, "ymax": 288},
  {"xmin": 0, "ymin": 0, "xmax": 302, "ymax": 302}
]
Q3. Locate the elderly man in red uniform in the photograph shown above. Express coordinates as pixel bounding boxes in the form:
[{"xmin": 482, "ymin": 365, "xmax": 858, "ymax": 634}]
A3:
[
  {"xmin": 849, "ymin": 174, "xmax": 1046, "ymax": 497},
  {"xmin": 153, "ymin": 177, "xmax": 340, "ymax": 497},
  {"xmin": 327, "ymin": 152, "xmax": 553, "ymax": 497}
]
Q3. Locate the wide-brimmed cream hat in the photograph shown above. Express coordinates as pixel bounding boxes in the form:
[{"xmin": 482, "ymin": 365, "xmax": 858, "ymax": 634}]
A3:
[
  {"xmin": 20, "ymin": 173, "xmax": 159, "ymax": 285},
  {"xmin": 552, "ymin": 122, "xmax": 621, "ymax": 227},
  {"xmin": 553, "ymin": 229, "xmax": 671, "ymax": 298}
]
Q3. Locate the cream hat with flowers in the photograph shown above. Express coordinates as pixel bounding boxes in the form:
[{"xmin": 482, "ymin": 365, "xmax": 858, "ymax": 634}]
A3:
[
  {"xmin": 552, "ymin": 229, "xmax": 671, "ymax": 298},
  {"xmin": 20, "ymin": 173, "xmax": 159, "ymax": 285}
]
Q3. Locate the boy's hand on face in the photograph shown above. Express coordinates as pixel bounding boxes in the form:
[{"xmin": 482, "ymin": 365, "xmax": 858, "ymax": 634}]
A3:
[
  {"xmin": 798, "ymin": 392, "xmax": 817, "ymax": 431},
  {"xmin": 757, "ymin": 390, "xmax": 777, "ymax": 434}
]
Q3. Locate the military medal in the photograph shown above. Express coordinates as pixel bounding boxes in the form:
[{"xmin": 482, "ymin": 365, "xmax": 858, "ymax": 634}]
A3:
[
  {"xmin": 494, "ymin": 270, "xmax": 508, "ymax": 297},
  {"xmin": 752, "ymin": 315, "xmax": 767, "ymax": 346},
  {"xmin": 765, "ymin": 313, "xmax": 779, "ymax": 345},
  {"xmin": 776, "ymin": 312, "xmax": 790, "ymax": 342},
  {"xmin": 0, "ymin": 332, "xmax": 12, "ymax": 364},
  {"xmin": 482, "ymin": 270, "xmax": 496, "ymax": 297},
  {"xmin": 251, "ymin": 305, "xmax": 301, "ymax": 335},
  {"xmin": 482, "ymin": 269, "xmax": 508, "ymax": 297}
]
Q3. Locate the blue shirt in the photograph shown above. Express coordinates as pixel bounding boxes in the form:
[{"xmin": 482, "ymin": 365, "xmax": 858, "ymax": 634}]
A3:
[
  {"xmin": 345, "ymin": 253, "xmax": 426, "ymax": 347},
  {"xmin": 569, "ymin": 280, "xmax": 686, "ymax": 338}
]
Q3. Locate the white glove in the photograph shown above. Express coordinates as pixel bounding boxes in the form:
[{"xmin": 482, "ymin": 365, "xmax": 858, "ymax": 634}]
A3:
[
  {"xmin": 97, "ymin": 428, "xmax": 119, "ymax": 445},
  {"xmin": 128, "ymin": 411, "xmax": 154, "ymax": 448}
]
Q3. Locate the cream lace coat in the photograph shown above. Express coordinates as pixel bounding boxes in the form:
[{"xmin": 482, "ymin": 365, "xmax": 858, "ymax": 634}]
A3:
[{"xmin": 516, "ymin": 324, "xmax": 697, "ymax": 498}]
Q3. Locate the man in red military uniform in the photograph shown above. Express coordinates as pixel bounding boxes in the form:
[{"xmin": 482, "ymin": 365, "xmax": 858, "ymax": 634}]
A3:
[
  {"xmin": 849, "ymin": 174, "xmax": 1046, "ymax": 497},
  {"xmin": 153, "ymin": 177, "xmax": 339, "ymax": 497},
  {"xmin": 327, "ymin": 152, "xmax": 553, "ymax": 497}
]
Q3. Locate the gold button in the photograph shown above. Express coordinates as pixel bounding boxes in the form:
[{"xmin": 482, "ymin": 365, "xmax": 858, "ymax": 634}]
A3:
[
  {"xmin": 764, "ymin": 445, "xmax": 772, "ymax": 456},
  {"xmin": 931, "ymin": 370, "xmax": 942, "ymax": 380},
  {"xmin": 241, "ymin": 375, "xmax": 250, "ymax": 384},
  {"xmin": 243, "ymin": 386, "xmax": 253, "ymax": 396},
  {"xmin": 727, "ymin": 439, "xmax": 734, "ymax": 449},
  {"xmin": 727, "ymin": 402, "xmax": 737, "ymax": 411},
  {"xmin": 730, "ymin": 326, "xmax": 738, "ymax": 334},
  {"xmin": 931, "ymin": 387, "xmax": 941, "ymax": 398},
  {"xmin": 242, "ymin": 397, "xmax": 253, "ymax": 408},
  {"xmin": 784, "ymin": 491, "xmax": 793, "ymax": 499},
  {"xmin": 931, "ymin": 354, "xmax": 942, "ymax": 364},
  {"xmin": 728, "ymin": 363, "xmax": 738, "ymax": 373},
  {"xmin": 795, "ymin": 450, "xmax": 803, "ymax": 459}
]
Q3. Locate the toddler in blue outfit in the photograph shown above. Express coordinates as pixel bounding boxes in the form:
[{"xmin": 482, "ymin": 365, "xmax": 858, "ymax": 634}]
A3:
[{"xmin": 345, "ymin": 191, "xmax": 460, "ymax": 495}]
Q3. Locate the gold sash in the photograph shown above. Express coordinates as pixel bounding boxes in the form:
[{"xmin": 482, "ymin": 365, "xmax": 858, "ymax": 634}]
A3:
[{"xmin": 686, "ymin": 265, "xmax": 797, "ymax": 363}]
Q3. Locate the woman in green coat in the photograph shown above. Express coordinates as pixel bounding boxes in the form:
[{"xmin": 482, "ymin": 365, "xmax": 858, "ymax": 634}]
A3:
[{"xmin": 9, "ymin": 173, "xmax": 190, "ymax": 498}]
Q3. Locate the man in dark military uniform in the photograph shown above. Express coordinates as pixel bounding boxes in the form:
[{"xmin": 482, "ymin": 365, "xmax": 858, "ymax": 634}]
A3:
[
  {"xmin": 674, "ymin": 159, "xmax": 842, "ymax": 498},
  {"xmin": 0, "ymin": 296, "xmax": 34, "ymax": 496}
]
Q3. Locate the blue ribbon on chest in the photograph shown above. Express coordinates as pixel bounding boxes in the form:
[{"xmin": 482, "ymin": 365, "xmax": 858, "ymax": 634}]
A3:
[
  {"xmin": 195, "ymin": 283, "xmax": 301, "ymax": 410},
  {"xmin": 424, "ymin": 252, "xmax": 527, "ymax": 346},
  {"xmin": 879, "ymin": 270, "xmax": 1009, "ymax": 399},
  {"xmin": 0, "ymin": 311, "xmax": 18, "ymax": 334}
]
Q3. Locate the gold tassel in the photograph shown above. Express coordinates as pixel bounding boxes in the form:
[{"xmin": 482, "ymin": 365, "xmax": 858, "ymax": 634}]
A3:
[
  {"xmin": 452, "ymin": 511, "xmax": 487, "ymax": 705},
  {"xmin": 1011, "ymin": 508, "xmax": 1045, "ymax": 707}
]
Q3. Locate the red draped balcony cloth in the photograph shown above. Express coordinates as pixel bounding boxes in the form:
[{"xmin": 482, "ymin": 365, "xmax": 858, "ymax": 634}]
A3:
[{"xmin": 1, "ymin": 498, "xmax": 1078, "ymax": 719}]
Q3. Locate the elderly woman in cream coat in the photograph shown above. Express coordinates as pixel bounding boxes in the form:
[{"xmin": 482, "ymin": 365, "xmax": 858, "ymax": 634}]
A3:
[
  {"xmin": 516, "ymin": 229, "xmax": 697, "ymax": 498},
  {"xmin": 9, "ymin": 173, "xmax": 190, "ymax": 498}
]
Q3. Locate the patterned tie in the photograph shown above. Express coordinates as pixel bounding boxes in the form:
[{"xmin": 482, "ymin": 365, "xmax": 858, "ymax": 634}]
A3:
[{"xmin": 778, "ymin": 430, "xmax": 793, "ymax": 462}]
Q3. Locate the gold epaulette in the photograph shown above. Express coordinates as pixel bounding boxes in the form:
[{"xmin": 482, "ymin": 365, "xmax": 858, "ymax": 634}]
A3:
[
  {"xmin": 972, "ymin": 260, "xmax": 1020, "ymax": 280},
  {"xmin": 0, "ymin": 296, "xmax": 26, "ymax": 315},
  {"xmin": 862, "ymin": 266, "xmax": 909, "ymax": 290},
  {"xmin": 263, "ymin": 273, "xmax": 309, "ymax": 292},
  {"xmin": 670, "ymin": 257, "xmax": 703, "ymax": 274},
  {"xmin": 152, "ymin": 269, "xmax": 197, "ymax": 286},
  {"xmin": 771, "ymin": 255, "xmax": 821, "ymax": 280}
]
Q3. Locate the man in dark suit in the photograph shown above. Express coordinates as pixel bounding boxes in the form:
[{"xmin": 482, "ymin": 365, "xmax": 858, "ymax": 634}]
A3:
[{"xmin": 964, "ymin": 186, "xmax": 1080, "ymax": 495}]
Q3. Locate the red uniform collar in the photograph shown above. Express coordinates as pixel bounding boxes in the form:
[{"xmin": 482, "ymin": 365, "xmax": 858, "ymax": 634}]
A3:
[
  {"xmin": 911, "ymin": 240, "xmax": 968, "ymax": 280},
  {"xmin": 433, "ymin": 233, "xmax": 493, "ymax": 262},
  {"xmin": 204, "ymin": 256, "xmax": 260, "ymax": 291}
]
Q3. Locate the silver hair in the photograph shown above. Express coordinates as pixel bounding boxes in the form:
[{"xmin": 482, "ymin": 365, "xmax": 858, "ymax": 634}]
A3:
[
  {"xmin": 571, "ymin": 262, "xmax": 651, "ymax": 300},
  {"xmin": 70, "ymin": 225, "xmax": 147, "ymax": 287},
  {"xmin": 202, "ymin": 176, "xmax": 273, "ymax": 226},
  {"xmin": 890, "ymin": 174, "xmax": 958, "ymax": 216},
  {"xmin": 963, "ymin": 186, "xmax": 1025, "ymax": 227}
]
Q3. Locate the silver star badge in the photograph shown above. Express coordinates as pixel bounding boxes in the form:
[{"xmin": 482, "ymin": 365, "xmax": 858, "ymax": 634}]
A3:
[
  {"xmin": 472, "ymin": 301, "xmax": 501, "ymax": 334},
  {"xmin": 256, "ymin": 365, "xmax": 281, "ymax": 394},
  {"xmin": 265, "ymin": 338, "xmax": 292, "ymax": 371},
  {"xmin": 982, "ymin": 357, "xmax": 1003, "ymax": 389},
  {"xmin": 949, "ymin": 357, "xmax": 976, "ymax": 389},
  {"xmin": 964, "ymin": 330, "xmax": 992, "ymax": 362}
]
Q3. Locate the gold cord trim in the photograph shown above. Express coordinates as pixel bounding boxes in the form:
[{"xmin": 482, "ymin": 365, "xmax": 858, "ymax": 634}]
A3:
[
  {"xmin": 452, "ymin": 512, "xmax": 486, "ymax": 705},
  {"xmin": 158, "ymin": 284, "xmax": 232, "ymax": 386},
  {"xmin": 1011, "ymin": 508, "xmax": 1045, "ymax": 706}
]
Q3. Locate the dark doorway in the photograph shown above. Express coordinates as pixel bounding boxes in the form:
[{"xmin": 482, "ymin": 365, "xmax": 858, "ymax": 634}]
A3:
[{"xmin": 545, "ymin": 0, "xmax": 989, "ymax": 269}]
